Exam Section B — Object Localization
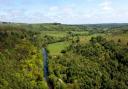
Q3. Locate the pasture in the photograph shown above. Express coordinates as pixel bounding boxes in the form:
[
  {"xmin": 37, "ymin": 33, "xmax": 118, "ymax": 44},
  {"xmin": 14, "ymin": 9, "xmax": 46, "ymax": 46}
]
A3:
[
  {"xmin": 106, "ymin": 33, "xmax": 128, "ymax": 46},
  {"xmin": 47, "ymin": 41, "xmax": 70, "ymax": 55},
  {"xmin": 40, "ymin": 31, "xmax": 67, "ymax": 38}
]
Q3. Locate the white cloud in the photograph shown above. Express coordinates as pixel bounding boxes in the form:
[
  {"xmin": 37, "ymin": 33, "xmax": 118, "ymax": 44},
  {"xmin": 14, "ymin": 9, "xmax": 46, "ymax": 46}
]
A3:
[
  {"xmin": 99, "ymin": 0, "xmax": 113, "ymax": 12},
  {"xmin": 49, "ymin": 6, "xmax": 59, "ymax": 12},
  {"xmin": 46, "ymin": 6, "xmax": 76, "ymax": 20}
]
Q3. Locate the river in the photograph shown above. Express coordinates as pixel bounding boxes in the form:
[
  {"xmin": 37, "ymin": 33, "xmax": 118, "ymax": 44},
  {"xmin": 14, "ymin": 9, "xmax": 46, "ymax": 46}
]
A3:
[{"xmin": 42, "ymin": 48, "xmax": 48, "ymax": 80}]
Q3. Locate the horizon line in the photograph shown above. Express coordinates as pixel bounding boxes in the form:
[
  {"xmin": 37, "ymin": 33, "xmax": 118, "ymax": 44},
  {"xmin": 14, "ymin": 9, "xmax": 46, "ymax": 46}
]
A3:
[{"xmin": 1, "ymin": 21, "xmax": 128, "ymax": 25}]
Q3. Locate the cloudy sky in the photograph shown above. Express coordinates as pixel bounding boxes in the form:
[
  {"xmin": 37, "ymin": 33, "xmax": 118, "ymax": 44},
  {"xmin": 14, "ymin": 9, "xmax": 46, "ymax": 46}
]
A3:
[{"xmin": 0, "ymin": 0, "xmax": 128, "ymax": 24}]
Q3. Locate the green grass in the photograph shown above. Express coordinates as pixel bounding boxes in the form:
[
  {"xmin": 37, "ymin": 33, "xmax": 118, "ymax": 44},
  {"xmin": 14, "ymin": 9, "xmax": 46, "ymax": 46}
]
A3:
[
  {"xmin": 41, "ymin": 31, "xmax": 67, "ymax": 38},
  {"xmin": 72, "ymin": 31, "xmax": 89, "ymax": 35},
  {"xmin": 79, "ymin": 33, "xmax": 128, "ymax": 46},
  {"xmin": 79, "ymin": 33, "xmax": 105, "ymax": 44},
  {"xmin": 47, "ymin": 41, "xmax": 70, "ymax": 55},
  {"xmin": 79, "ymin": 36, "xmax": 91, "ymax": 44},
  {"xmin": 106, "ymin": 33, "xmax": 128, "ymax": 45}
]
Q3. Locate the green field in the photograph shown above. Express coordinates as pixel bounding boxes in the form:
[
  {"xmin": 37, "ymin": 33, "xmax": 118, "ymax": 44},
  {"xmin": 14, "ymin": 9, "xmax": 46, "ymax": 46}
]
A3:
[
  {"xmin": 41, "ymin": 31, "xmax": 67, "ymax": 38},
  {"xmin": 79, "ymin": 33, "xmax": 105, "ymax": 44},
  {"xmin": 71, "ymin": 31, "xmax": 89, "ymax": 35},
  {"xmin": 47, "ymin": 41, "xmax": 70, "ymax": 55},
  {"xmin": 106, "ymin": 33, "xmax": 128, "ymax": 45}
]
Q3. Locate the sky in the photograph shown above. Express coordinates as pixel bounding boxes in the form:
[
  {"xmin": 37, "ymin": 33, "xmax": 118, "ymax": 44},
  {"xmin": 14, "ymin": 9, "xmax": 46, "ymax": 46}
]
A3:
[{"xmin": 0, "ymin": 0, "xmax": 128, "ymax": 24}]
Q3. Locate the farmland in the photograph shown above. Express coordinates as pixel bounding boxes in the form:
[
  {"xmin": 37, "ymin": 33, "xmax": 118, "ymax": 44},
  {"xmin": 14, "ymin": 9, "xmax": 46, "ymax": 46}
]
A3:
[{"xmin": 47, "ymin": 41, "xmax": 70, "ymax": 55}]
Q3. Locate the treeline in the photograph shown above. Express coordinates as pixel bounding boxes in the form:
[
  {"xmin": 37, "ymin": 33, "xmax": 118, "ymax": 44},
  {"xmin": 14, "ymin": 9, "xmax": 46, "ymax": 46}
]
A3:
[{"xmin": 1, "ymin": 22, "xmax": 128, "ymax": 32}]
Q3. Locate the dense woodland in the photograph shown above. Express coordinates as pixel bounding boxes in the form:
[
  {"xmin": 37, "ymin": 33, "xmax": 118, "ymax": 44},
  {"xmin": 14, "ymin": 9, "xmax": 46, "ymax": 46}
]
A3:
[
  {"xmin": 48, "ymin": 36, "xmax": 128, "ymax": 89},
  {"xmin": 0, "ymin": 23, "xmax": 128, "ymax": 89},
  {"xmin": 0, "ymin": 24, "xmax": 48, "ymax": 89}
]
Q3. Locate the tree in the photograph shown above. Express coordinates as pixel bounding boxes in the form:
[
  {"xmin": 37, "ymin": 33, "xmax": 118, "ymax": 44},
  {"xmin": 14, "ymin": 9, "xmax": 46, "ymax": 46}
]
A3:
[
  {"xmin": 61, "ymin": 50, "xmax": 66, "ymax": 54},
  {"xmin": 118, "ymin": 39, "xmax": 121, "ymax": 43}
]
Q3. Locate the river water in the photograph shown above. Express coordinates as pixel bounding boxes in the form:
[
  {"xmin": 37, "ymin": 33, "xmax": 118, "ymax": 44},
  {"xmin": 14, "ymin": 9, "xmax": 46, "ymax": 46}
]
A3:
[{"xmin": 42, "ymin": 48, "xmax": 48, "ymax": 80}]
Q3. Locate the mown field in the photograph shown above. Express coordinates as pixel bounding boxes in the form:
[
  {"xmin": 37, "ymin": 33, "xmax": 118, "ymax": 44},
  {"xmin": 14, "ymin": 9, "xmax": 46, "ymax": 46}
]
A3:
[
  {"xmin": 40, "ymin": 31, "xmax": 67, "ymax": 38},
  {"xmin": 47, "ymin": 41, "xmax": 70, "ymax": 55}
]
